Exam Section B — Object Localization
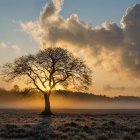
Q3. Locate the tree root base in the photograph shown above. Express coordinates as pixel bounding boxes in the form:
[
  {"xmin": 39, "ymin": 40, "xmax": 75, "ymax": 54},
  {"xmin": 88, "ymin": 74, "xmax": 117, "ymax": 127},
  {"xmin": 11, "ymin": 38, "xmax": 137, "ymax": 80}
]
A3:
[{"xmin": 39, "ymin": 111, "xmax": 54, "ymax": 116}]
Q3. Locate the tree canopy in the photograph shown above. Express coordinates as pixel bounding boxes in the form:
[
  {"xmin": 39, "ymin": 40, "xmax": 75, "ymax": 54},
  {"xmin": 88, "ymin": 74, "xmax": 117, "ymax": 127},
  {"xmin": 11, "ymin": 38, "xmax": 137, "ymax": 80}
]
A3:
[{"xmin": 2, "ymin": 47, "xmax": 92, "ymax": 115}]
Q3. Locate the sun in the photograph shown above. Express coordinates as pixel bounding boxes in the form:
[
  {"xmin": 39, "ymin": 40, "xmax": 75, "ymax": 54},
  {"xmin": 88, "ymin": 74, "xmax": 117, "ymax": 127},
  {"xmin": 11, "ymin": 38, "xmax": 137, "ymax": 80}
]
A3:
[{"xmin": 46, "ymin": 86, "xmax": 51, "ymax": 91}]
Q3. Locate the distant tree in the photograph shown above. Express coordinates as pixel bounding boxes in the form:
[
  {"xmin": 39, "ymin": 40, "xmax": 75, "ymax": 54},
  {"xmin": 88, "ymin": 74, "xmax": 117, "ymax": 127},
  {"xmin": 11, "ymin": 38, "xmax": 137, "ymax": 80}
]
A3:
[{"xmin": 1, "ymin": 47, "xmax": 92, "ymax": 115}]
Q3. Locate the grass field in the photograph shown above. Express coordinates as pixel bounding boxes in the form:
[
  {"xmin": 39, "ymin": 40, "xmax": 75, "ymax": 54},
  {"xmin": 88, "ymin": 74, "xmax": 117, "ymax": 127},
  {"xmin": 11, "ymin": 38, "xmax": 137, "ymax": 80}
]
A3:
[{"xmin": 0, "ymin": 109, "xmax": 139, "ymax": 140}]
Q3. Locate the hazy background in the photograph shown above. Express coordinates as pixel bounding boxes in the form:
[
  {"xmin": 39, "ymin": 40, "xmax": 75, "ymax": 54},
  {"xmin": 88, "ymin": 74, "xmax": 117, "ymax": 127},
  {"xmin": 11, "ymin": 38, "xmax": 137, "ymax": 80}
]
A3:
[{"xmin": 0, "ymin": 88, "xmax": 139, "ymax": 109}]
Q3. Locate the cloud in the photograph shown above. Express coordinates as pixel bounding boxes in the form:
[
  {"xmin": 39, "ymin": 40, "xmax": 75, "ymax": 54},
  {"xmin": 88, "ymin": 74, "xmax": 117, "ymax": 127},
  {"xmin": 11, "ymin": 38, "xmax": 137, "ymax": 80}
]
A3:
[
  {"xmin": 0, "ymin": 42, "xmax": 21, "ymax": 56},
  {"xmin": 11, "ymin": 45, "xmax": 21, "ymax": 56},
  {"xmin": 104, "ymin": 84, "xmax": 140, "ymax": 96},
  {"xmin": 0, "ymin": 42, "xmax": 7, "ymax": 49},
  {"xmin": 20, "ymin": 1, "xmax": 140, "ymax": 79},
  {"xmin": 134, "ymin": 86, "xmax": 140, "ymax": 92},
  {"xmin": 104, "ymin": 84, "xmax": 126, "ymax": 91},
  {"xmin": 20, "ymin": 21, "xmax": 43, "ymax": 47}
]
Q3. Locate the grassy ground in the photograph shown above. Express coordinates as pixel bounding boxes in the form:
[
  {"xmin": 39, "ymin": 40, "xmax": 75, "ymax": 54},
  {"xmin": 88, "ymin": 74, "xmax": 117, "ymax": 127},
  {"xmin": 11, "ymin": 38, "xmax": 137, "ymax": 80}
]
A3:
[{"xmin": 0, "ymin": 109, "xmax": 139, "ymax": 140}]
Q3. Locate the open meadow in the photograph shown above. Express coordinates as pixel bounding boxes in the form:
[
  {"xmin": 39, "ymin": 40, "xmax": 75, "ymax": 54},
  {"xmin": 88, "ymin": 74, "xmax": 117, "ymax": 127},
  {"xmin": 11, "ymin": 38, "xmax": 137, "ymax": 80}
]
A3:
[{"xmin": 0, "ymin": 109, "xmax": 139, "ymax": 140}]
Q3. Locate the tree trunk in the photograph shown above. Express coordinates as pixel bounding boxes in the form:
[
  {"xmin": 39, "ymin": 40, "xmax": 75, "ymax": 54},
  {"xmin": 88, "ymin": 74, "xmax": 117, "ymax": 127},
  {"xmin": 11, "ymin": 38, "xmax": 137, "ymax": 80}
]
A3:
[{"xmin": 41, "ymin": 93, "xmax": 53, "ymax": 115}]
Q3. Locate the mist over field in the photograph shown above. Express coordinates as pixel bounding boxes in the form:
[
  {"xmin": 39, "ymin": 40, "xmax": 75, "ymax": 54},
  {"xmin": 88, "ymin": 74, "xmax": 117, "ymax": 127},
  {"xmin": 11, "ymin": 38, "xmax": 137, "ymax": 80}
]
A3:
[{"xmin": 0, "ymin": 89, "xmax": 139, "ymax": 110}]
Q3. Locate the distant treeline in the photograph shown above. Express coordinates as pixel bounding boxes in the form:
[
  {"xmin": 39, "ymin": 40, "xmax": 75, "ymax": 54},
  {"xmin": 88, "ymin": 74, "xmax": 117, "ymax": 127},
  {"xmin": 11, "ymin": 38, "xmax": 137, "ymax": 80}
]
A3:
[{"xmin": 0, "ymin": 87, "xmax": 140, "ymax": 103}]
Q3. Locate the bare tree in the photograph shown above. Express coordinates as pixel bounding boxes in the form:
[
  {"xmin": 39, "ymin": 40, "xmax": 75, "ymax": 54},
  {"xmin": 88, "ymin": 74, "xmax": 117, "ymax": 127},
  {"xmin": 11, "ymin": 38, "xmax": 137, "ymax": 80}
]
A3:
[{"xmin": 2, "ymin": 47, "xmax": 92, "ymax": 115}]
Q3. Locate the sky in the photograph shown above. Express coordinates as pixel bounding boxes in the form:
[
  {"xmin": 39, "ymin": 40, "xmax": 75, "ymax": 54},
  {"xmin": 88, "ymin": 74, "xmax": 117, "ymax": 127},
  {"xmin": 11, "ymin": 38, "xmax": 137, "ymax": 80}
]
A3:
[{"xmin": 0, "ymin": 0, "xmax": 140, "ymax": 97}]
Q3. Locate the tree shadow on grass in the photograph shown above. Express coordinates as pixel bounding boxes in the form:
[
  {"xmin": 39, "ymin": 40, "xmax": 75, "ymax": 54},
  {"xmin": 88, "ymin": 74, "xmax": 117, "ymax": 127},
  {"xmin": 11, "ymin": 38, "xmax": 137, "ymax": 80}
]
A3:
[
  {"xmin": 30, "ymin": 115, "xmax": 56, "ymax": 140},
  {"xmin": 0, "ymin": 115, "xmax": 56, "ymax": 140}
]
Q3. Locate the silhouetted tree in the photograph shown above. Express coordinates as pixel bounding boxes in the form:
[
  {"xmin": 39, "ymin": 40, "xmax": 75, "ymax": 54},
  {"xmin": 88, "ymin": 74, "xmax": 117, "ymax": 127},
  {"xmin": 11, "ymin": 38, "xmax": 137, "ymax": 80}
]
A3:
[{"xmin": 2, "ymin": 47, "xmax": 92, "ymax": 115}]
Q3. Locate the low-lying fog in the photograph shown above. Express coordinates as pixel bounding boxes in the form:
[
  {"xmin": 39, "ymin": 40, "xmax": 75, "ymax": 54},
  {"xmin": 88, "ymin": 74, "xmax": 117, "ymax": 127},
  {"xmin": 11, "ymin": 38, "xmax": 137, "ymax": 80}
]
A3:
[{"xmin": 0, "ymin": 93, "xmax": 139, "ymax": 109}]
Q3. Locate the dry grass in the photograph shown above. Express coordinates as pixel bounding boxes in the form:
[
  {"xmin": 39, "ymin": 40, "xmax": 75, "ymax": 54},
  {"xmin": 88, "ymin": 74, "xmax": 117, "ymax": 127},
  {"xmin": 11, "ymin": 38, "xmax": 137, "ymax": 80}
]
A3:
[{"xmin": 0, "ymin": 109, "xmax": 139, "ymax": 140}]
